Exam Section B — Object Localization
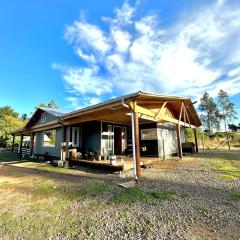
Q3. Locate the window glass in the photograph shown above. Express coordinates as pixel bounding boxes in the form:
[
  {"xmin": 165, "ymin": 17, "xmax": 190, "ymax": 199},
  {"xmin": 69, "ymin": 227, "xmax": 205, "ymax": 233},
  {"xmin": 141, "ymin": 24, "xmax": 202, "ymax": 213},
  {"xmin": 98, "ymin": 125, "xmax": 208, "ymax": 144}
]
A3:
[
  {"xmin": 43, "ymin": 130, "xmax": 56, "ymax": 147},
  {"xmin": 41, "ymin": 113, "xmax": 47, "ymax": 123},
  {"xmin": 108, "ymin": 125, "xmax": 113, "ymax": 150}
]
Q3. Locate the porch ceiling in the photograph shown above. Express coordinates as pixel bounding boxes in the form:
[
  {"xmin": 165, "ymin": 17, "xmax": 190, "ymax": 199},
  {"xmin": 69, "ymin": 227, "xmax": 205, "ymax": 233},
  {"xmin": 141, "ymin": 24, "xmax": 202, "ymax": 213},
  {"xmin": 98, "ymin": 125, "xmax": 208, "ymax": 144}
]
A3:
[{"xmin": 60, "ymin": 91, "xmax": 201, "ymax": 127}]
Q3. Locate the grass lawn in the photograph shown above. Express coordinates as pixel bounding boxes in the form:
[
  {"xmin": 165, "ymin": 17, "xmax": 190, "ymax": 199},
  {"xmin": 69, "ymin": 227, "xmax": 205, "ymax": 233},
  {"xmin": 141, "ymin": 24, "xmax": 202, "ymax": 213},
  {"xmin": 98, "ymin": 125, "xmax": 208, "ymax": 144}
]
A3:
[
  {"xmin": 201, "ymin": 151, "xmax": 240, "ymax": 181},
  {"xmin": 0, "ymin": 150, "xmax": 239, "ymax": 239}
]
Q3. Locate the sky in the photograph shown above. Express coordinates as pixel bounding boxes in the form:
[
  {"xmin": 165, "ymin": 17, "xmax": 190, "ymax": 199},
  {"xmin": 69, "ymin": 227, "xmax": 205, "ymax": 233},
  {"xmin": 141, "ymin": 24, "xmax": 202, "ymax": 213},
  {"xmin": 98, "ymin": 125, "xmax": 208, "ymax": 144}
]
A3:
[{"xmin": 0, "ymin": 0, "xmax": 239, "ymax": 121}]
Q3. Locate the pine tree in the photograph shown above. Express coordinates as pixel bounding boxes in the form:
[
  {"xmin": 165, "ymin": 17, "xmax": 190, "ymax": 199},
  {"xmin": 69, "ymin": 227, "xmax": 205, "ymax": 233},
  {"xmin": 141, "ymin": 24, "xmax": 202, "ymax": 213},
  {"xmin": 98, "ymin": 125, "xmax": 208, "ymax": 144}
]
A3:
[
  {"xmin": 218, "ymin": 89, "xmax": 237, "ymax": 132},
  {"xmin": 199, "ymin": 92, "xmax": 220, "ymax": 133}
]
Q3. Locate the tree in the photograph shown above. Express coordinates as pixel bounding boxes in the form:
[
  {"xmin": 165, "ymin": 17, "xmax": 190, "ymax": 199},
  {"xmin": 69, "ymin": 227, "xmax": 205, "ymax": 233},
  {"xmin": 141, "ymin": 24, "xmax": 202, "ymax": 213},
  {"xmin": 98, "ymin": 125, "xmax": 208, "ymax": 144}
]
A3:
[
  {"xmin": 228, "ymin": 123, "xmax": 240, "ymax": 132},
  {"xmin": 21, "ymin": 113, "xmax": 28, "ymax": 121},
  {"xmin": 47, "ymin": 100, "xmax": 58, "ymax": 108},
  {"xmin": 218, "ymin": 89, "xmax": 237, "ymax": 132},
  {"xmin": 35, "ymin": 100, "xmax": 58, "ymax": 110},
  {"xmin": 0, "ymin": 106, "xmax": 26, "ymax": 147},
  {"xmin": 199, "ymin": 92, "xmax": 220, "ymax": 133}
]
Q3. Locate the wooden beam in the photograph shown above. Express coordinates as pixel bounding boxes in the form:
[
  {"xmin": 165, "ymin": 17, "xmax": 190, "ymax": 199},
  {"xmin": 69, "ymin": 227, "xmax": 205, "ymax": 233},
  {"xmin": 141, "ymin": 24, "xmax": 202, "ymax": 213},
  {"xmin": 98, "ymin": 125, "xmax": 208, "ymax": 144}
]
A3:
[
  {"xmin": 158, "ymin": 115, "xmax": 196, "ymax": 128},
  {"xmin": 194, "ymin": 128, "xmax": 199, "ymax": 153},
  {"xmin": 11, "ymin": 135, "xmax": 15, "ymax": 152},
  {"xmin": 128, "ymin": 102, "xmax": 156, "ymax": 117},
  {"xmin": 133, "ymin": 109, "xmax": 141, "ymax": 178},
  {"xmin": 129, "ymin": 101, "xmax": 196, "ymax": 128},
  {"xmin": 178, "ymin": 102, "xmax": 184, "ymax": 123},
  {"xmin": 176, "ymin": 124, "xmax": 183, "ymax": 159},
  {"xmin": 183, "ymin": 102, "xmax": 191, "ymax": 127},
  {"xmin": 183, "ymin": 104, "xmax": 186, "ymax": 127},
  {"xmin": 154, "ymin": 101, "xmax": 167, "ymax": 119}
]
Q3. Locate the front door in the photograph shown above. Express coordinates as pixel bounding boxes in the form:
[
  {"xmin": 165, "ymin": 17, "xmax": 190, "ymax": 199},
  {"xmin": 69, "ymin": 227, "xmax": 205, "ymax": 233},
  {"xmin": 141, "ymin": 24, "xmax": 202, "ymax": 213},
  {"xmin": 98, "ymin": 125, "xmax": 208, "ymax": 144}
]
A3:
[{"xmin": 114, "ymin": 127, "xmax": 122, "ymax": 155}]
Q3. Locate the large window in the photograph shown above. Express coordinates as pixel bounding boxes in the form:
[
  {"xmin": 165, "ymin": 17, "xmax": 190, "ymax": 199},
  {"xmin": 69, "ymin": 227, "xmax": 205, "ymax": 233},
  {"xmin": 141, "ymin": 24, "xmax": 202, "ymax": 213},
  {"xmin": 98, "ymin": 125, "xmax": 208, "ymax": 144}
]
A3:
[{"xmin": 42, "ymin": 130, "xmax": 56, "ymax": 147}]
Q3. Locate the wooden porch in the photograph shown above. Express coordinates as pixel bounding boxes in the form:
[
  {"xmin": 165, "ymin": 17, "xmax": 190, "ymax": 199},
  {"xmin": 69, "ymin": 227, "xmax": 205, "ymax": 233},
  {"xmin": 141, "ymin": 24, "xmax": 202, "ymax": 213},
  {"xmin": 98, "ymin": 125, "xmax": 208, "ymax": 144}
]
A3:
[{"xmin": 69, "ymin": 156, "xmax": 160, "ymax": 172}]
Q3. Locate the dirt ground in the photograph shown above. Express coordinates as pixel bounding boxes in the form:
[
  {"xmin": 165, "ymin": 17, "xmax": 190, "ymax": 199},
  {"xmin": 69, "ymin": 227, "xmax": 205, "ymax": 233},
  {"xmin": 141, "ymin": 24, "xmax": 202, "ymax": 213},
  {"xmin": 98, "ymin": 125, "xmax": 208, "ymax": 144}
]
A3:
[{"xmin": 0, "ymin": 150, "xmax": 239, "ymax": 239}]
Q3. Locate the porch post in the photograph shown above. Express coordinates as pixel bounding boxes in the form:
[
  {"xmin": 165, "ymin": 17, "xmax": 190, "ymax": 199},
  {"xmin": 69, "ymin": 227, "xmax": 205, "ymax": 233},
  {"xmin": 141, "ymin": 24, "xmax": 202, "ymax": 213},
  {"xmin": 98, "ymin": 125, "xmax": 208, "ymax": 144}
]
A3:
[
  {"xmin": 193, "ymin": 128, "xmax": 198, "ymax": 153},
  {"xmin": 133, "ymin": 110, "xmax": 141, "ymax": 178},
  {"xmin": 66, "ymin": 125, "xmax": 70, "ymax": 160},
  {"xmin": 176, "ymin": 124, "xmax": 183, "ymax": 159},
  {"xmin": 30, "ymin": 132, "xmax": 35, "ymax": 156},
  {"xmin": 19, "ymin": 134, "xmax": 24, "ymax": 157},
  {"xmin": 11, "ymin": 135, "xmax": 15, "ymax": 152},
  {"xmin": 61, "ymin": 126, "xmax": 67, "ymax": 161}
]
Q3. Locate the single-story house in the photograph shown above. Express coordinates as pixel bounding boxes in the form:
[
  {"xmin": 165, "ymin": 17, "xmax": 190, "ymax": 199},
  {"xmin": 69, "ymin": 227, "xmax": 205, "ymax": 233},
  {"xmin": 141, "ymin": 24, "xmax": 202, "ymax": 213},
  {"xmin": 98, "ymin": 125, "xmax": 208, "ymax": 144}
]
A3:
[{"xmin": 12, "ymin": 91, "xmax": 201, "ymax": 178}]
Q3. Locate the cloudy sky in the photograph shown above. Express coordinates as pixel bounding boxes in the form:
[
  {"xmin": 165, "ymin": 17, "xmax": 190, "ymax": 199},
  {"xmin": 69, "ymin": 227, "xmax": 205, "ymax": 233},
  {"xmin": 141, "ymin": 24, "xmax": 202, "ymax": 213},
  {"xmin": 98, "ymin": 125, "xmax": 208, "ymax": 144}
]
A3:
[{"xmin": 0, "ymin": 0, "xmax": 239, "ymax": 118}]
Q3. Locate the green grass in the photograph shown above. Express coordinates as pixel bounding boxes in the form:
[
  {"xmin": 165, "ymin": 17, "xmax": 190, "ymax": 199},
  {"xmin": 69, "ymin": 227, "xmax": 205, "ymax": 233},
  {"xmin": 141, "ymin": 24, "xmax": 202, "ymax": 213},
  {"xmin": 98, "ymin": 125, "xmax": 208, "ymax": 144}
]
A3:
[
  {"xmin": 0, "ymin": 179, "xmax": 109, "ymax": 239},
  {"xmin": 32, "ymin": 180, "xmax": 110, "ymax": 201},
  {"xmin": 197, "ymin": 207, "xmax": 212, "ymax": 215},
  {"xmin": 203, "ymin": 160, "xmax": 240, "ymax": 181},
  {"xmin": 230, "ymin": 192, "xmax": 240, "ymax": 201},
  {"xmin": 113, "ymin": 187, "xmax": 152, "ymax": 203},
  {"xmin": 151, "ymin": 191, "xmax": 176, "ymax": 201},
  {"xmin": 112, "ymin": 187, "xmax": 177, "ymax": 204}
]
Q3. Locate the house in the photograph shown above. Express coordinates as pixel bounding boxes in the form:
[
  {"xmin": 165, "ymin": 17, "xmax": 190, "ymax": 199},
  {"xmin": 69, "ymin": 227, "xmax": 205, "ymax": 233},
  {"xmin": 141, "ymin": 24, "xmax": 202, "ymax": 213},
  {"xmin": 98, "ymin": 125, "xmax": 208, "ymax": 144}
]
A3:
[{"xmin": 12, "ymin": 91, "xmax": 201, "ymax": 178}]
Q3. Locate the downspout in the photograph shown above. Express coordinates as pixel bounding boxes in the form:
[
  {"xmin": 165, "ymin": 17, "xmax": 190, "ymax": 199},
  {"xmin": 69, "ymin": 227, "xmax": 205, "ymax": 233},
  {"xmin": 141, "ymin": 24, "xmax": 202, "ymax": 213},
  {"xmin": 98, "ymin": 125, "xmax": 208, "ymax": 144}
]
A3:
[{"xmin": 121, "ymin": 98, "xmax": 138, "ymax": 180}]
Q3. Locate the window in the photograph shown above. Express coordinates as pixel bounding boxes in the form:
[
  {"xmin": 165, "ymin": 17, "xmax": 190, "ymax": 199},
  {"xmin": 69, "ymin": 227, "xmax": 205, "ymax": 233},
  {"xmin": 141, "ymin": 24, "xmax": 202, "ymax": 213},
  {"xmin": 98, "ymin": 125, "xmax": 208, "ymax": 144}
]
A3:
[
  {"xmin": 41, "ymin": 113, "xmax": 47, "ymax": 123},
  {"xmin": 141, "ymin": 128, "xmax": 158, "ymax": 140},
  {"xmin": 108, "ymin": 125, "xmax": 113, "ymax": 150},
  {"xmin": 71, "ymin": 127, "xmax": 79, "ymax": 147},
  {"xmin": 42, "ymin": 130, "xmax": 56, "ymax": 147}
]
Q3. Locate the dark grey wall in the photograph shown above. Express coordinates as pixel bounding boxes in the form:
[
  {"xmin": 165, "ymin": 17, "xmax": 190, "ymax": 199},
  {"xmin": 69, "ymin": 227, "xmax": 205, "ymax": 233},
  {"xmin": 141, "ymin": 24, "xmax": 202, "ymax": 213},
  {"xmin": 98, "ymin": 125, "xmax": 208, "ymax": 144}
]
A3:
[
  {"xmin": 82, "ymin": 121, "xmax": 101, "ymax": 153},
  {"xmin": 35, "ymin": 112, "xmax": 58, "ymax": 126},
  {"xmin": 34, "ymin": 127, "xmax": 62, "ymax": 158}
]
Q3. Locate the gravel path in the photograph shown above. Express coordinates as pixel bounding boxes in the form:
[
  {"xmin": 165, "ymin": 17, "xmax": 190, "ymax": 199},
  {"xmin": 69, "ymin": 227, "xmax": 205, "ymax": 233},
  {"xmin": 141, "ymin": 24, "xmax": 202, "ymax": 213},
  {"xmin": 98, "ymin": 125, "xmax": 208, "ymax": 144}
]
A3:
[
  {"xmin": 80, "ymin": 155, "xmax": 240, "ymax": 240},
  {"xmin": 0, "ymin": 151, "xmax": 239, "ymax": 240}
]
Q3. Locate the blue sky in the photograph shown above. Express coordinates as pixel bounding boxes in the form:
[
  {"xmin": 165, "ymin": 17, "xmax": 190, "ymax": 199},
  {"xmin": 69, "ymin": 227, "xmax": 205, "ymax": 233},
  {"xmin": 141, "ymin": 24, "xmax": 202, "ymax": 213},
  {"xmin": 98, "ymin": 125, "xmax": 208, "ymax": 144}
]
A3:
[{"xmin": 0, "ymin": 0, "xmax": 239, "ymax": 121}]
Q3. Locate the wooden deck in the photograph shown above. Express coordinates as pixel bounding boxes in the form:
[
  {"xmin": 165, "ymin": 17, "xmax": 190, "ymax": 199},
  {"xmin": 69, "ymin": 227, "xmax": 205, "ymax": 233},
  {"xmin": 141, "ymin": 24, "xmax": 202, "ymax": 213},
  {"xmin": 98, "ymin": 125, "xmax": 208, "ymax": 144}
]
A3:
[{"xmin": 69, "ymin": 157, "xmax": 160, "ymax": 172}]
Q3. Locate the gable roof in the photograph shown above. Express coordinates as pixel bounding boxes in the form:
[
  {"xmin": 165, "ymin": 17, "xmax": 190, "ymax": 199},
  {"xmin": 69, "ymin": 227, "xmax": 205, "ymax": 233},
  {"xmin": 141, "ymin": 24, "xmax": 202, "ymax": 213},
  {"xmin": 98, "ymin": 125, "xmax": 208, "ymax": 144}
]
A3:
[
  {"xmin": 12, "ymin": 91, "xmax": 201, "ymax": 136},
  {"xmin": 24, "ymin": 107, "xmax": 69, "ymax": 129},
  {"xmin": 60, "ymin": 91, "xmax": 202, "ymax": 127},
  {"xmin": 38, "ymin": 107, "xmax": 69, "ymax": 117}
]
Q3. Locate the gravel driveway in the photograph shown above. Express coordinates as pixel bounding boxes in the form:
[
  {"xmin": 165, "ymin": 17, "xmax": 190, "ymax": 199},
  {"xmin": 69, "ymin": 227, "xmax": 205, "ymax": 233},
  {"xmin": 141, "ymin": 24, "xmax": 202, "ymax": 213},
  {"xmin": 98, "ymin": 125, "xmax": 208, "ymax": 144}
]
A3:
[{"xmin": 0, "ymin": 150, "xmax": 239, "ymax": 240}]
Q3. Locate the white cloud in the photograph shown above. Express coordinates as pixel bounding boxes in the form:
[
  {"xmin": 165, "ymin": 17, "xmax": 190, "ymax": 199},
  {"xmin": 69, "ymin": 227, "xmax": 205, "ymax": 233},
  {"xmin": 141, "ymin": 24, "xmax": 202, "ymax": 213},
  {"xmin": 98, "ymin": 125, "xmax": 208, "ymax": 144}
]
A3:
[
  {"xmin": 228, "ymin": 67, "xmax": 240, "ymax": 77},
  {"xmin": 56, "ymin": 0, "xmax": 240, "ymax": 109},
  {"xmin": 75, "ymin": 49, "xmax": 96, "ymax": 63},
  {"xmin": 111, "ymin": 30, "xmax": 131, "ymax": 53},
  {"xmin": 62, "ymin": 66, "xmax": 112, "ymax": 96},
  {"xmin": 64, "ymin": 20, "xmax": 110, "ymax": 54}
]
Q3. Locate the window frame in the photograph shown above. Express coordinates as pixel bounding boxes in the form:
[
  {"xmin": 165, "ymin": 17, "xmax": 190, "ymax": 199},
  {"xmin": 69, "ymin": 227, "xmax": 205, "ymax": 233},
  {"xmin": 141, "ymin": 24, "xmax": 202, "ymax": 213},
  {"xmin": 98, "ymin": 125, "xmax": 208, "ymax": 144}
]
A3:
[
  {"xmin": 42, "ymin": 129, "xmax": 56, "ymax": 147},
  {"xmin": 41, "ymin": 113, "xmax": 47, "ymax": 124},
  {"xmin": 71, "ymin": 127, "xmax": 79, "ymax": 147},
  {"xmin": 107, "ymin": 125, "xmax": 113, "ymax": 150}
]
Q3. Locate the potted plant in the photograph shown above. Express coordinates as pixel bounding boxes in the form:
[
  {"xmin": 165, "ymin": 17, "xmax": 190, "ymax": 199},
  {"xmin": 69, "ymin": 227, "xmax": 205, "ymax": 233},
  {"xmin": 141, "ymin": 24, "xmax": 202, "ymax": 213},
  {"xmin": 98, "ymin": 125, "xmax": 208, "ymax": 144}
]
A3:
[{"xmin": 109, "ymin": 153, "xmax": 117, "ymax": 165}]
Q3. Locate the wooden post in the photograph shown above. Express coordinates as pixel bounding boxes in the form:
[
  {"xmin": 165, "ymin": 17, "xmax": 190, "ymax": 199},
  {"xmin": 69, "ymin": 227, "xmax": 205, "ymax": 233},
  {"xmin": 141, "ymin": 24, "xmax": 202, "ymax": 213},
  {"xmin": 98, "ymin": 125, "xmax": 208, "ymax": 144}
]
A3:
[
  {"xmin": 19, "ymin": 134, "xmax": 24, "ymax": 157},
  {"xmin": 176, "ymin": 124, "xmax": 182, "ymax": 159},
  {"xmin": 66, "ymin": 125, "xmax": 70, "ymax": 160},
  {"xmin": 30, "ymin": 133, "xmax": 35, "ymax": 156},
  {"xmin": 11, "ymin": 135, "xmax": 15, "ymax": 152},
  {"xmin": 193, "ymin": 128, "xmax": 198, "ymax": 153},
  {"xmin": 227, "ymin": 132, "xmax": 231, "ymax": 150},
  {"xmin": 133, "ymin": 111, "xmax": 141, "ymax": 178},
  {"xmin": 61, "ymin": 126, "xmax": 67, "ymax": 161},
  {"xmin": 202, "ymin": 129, "xmax": 205, "ymax": 150}
]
